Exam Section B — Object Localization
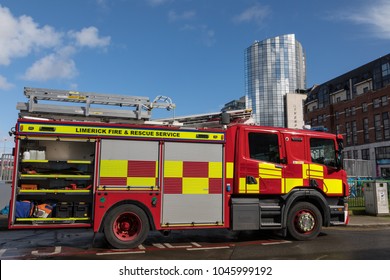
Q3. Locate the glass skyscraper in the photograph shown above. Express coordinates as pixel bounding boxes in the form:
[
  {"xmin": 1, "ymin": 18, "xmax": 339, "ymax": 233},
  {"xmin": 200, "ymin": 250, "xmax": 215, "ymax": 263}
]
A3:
[{"xmin": 245, "ymin": 34, "xmax": 306, "ymax": 127}]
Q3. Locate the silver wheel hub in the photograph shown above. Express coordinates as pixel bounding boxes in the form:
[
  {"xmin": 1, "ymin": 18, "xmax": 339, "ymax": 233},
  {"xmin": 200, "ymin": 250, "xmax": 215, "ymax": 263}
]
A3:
[{"xmin": 298, "ymin": 213, "xmax": 315, "ymax": 232}]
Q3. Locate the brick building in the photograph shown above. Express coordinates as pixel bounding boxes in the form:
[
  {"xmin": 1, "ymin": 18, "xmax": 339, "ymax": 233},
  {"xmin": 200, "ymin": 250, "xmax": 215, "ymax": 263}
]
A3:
[{"xmin": 305, "ymin": 53, "xmax": 390, "ymax": 177}]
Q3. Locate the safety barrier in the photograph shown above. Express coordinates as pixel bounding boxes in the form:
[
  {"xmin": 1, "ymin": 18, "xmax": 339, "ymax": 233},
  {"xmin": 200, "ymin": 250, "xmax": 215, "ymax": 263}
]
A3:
[
  {"xmin": 0, "ymin": 154, "xmax": 13, "ymax": 183},
  {"xmin": 348, "ymin": 178, "xmax": 390, "ymax": 208}
]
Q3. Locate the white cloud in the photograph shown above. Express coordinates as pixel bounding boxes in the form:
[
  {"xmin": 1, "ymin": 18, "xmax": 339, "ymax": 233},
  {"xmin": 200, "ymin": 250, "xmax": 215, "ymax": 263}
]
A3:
[
  {"xmin": 0, "ymin": 5, "xmax": 62, "ymax": 66},
  {"xmin": 233, "ymin": 3, "xmax": 270, "ymax": 25},
  {"xmin": 23, "ymin": 47, "xmax": 78, "ymax": 81},
  {"xmin": 168, "ymin": 10, "xmax": 196, "ymax": 22},
  {"xmin": 338, "ymin": 0, "xmax": 390, "ymax": 39},
  {"xmin": 146, "ymin": 0, "xmax": 172, "ymax": 7},
  {"xmin": 0, "ymin": 5, "xmax": 111, "ymax": 83},
  {"xmin": 179, "ymin": 24, "xmax": 216, "ymax": 47},
  {"xmin": 96, "ymin": 0, "xmax": 108, "ymax": 8},
  {"xmin": 200, "ymin": 25, "xmax": 216, "ymax": 47},
  {"xmin": 68, "ymin": 26, "xmax": 111, "ymax": 48},
  {"xmin": 0, "ymin": 75, "xmax": 13, "ymax": 90}
]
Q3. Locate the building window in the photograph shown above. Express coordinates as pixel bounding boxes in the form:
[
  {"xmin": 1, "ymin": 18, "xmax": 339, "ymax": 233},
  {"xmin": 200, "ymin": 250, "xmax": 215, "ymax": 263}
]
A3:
[
  {"xmin": 335, "ymin": 111, "xmax": 339, "ymax": 120},
  {"xmin": 382, "ymin": 96, "xmax": 388, "ymax": 106},
  {"xmin": 375, "ymin": 146, "xmax": 390, "ymax": 160},
  {"xmin": 383, "ymin": 112, "xmax": 390, "ymax": 140},
  {"xmin": 373, "ymin": 98, "xmax": 381, "ymax": 108},
  {"xmin": 361, "ymin": 149, "xmax": 370, "ymax": 160},
  {"xmin": 374, "ymin": 114, "xmax": 382, "ymax": 141},
  {"xmin": 363, "ymin": 87, "xmax": 369, "ymax": 93},
  {"xmin": 381, "ymin": 168, "xmax": 390, "ymax": 178},
  {"xmin": 363, "ymin": 118, "xmax": 369, "ymax": 143},
  {"xmin": 382, "ymin": 62, "xmax": 390, "ymax": 77},
  {"xmin": 353, "ymin": 150, "xmax": 358, "ymax": 159},
  {"xmin": 346, "ymin": 122, "xmax": 351, "ymax": 145},
  {"xmin": 351, "ymin": 106, "xmax": 356, "ymax": 115},
  {"xmin": 352, "ymin": 121, "xmax": 357, "ymax": 145},
  {"xmin": 362, "ymin": 102, "xmax": 368, "ymax": 112},
  {"xmin": 336, "ymin": 124, "xmax": 340, "ymax": 135},
  {"xmin": 345, "ymin": 108, "xmax": 350, "ymax": 117}
]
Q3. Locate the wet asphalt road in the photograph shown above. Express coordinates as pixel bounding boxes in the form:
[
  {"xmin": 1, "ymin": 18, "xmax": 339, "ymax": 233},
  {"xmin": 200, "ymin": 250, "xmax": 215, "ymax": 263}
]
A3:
[{"xmin": 1, "ymin": 225, "xmax": 390, "ymax": 260}]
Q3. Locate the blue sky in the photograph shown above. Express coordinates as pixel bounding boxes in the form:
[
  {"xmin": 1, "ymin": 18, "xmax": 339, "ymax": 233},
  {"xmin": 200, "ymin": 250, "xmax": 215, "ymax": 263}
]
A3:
[{"xmin": 1, "ymin": 0, "xmax": 390, "ymax": 152}]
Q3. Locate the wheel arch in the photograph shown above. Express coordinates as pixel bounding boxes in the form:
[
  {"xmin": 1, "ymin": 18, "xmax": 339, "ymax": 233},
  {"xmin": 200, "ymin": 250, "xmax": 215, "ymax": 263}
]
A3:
[
  {"xmin": 98, "ymin": 200, "xmax": 156, "ymax": 233},
  {"xmin": 282, "ymin": 188, "xmax": 330, "ymax": 229}
]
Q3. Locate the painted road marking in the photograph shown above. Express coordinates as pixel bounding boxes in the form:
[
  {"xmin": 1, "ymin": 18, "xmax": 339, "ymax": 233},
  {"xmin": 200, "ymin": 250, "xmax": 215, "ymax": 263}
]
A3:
[
  {"xmin": 262, "ymin": 240, "xmax": 292, "ymax": 245},
  {"xmin": 31, "ymin": 246, "xmax": 61, "ymax": 256},
  {"xmin": 187, "ymin": 246, "xmax": 230, "ymax": 251},
  {"xmin": 0, "ymin": 239, "xmax": 291, "ymax": 259},
  {"xmin": 96, "ymin": 250, "xmax": 146, "ymax": 256}
]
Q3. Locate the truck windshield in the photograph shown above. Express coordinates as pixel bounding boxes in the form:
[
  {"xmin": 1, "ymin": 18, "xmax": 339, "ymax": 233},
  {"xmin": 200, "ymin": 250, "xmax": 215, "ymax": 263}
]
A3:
[{"xmin": 310, "ymin": 138, "xmax": 337, "ymax": 167}]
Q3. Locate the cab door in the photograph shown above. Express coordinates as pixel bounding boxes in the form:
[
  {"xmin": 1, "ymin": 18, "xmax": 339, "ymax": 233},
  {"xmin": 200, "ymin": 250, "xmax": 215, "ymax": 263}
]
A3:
[
  {"xmin": 238, "ymin": 128, "xmax": 285, "ymax": 194},
  {"xmin": 281, "ymin": 132, "xmax": 308, "ymax": 194}
]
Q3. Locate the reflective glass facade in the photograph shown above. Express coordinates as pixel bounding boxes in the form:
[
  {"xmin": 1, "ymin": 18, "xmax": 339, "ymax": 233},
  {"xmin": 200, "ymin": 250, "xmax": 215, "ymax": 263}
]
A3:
[{"xmin": 245, "ymin": 34, "xmax": 306, "ymax": 127}]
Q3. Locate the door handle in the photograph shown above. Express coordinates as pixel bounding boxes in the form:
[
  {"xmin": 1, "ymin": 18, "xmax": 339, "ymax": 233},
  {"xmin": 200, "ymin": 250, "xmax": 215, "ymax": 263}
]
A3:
[{"xmin": 246, "ymin": 176, "xmax": 258, "ymax": 184}]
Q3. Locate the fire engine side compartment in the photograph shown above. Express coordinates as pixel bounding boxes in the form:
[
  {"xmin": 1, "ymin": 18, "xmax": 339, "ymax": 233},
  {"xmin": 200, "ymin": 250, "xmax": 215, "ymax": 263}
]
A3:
[
  {"xmin": 9, "ymin": 135, "xmax": 96, "ymax": 229},
  {"xmin": 94, "ymin": 132, "xmax": 228, "ymax": 232}
]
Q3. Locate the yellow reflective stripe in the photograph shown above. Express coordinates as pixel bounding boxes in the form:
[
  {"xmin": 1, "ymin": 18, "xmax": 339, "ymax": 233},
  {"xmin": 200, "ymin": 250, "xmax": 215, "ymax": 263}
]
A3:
[
  {"xmin": 182, "ymin": 178, "xmax": 208, "ymax": 194},
  {"xmin": 238, "ymin": 177, "xmax": 260, "ymax": 194},
  {"xmin": 259, "ymin": 163, "xmax": 282, "ymax": 178},
  {"xmin": 126, "ymin": 177, "xmax": 156, "ymax": 187},
  {"xmin": 285, "ymin": 178, "xmax": 303, "ymax": 193},
  {"xmin": 67, "ymin": 160, "xmax": 92, "ymax": 164},
  {"xmin": 20, "ymin": 174, "xmax": 90, "ymax": 179},
  {"xmin": 303, "ymin": 164, "xmax": 324, "ymax": 179},
  {"xmin": 324, "ymin": 179, "xmax": 343, "ymax": 194},
  {"xmin": 98, "ymin": 186, "xmax": 159, "ymax": 191},
  {"xmin": 239, "ymin": 177, "xmax": 246, "ymax": 193},
  {"xmin": 21, "ymin": 160, "xmax": 49, "ymax": 163},
  {"xmin": 100, "ymin": 159, "xmax": 127, "ymax": 177},
  {"xmin": 208, "ymin": 162, "xmax": 222, "ymax": 178},
  {"xmin": 164, "ymin": 161, "xmax": 183, "ymax": 177},
  {"xmin": 19, "ymin": 123, "xmax": 224, "ymax": 141},
  {"xmin": 226, "ymin": 162, "xmax": 234, "ymax": 179},
  {"xmin": 16, "ymin": 217, "xmax": 89, "ymax": 221},
  {"xmin": 246, "ymin": 181, "xmax": 259, "ymax": 193}
]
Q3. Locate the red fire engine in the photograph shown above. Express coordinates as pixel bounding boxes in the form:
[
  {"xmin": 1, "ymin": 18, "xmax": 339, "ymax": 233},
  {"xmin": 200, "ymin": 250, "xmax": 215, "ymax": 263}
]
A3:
[{"xmin": 7, "ymin": 88, "xmax": 349, "ymax": 249}]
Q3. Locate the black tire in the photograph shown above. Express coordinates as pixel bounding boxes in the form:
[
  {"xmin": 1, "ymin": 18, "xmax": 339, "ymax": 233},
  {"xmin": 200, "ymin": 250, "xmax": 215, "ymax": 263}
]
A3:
[
  {"xmin": 104, "ymin": 204, "xmax": 149, "ymax": 249},
  {"xmin": 287, "ymin": 202, "xmax": 322, "ymax": 241}
]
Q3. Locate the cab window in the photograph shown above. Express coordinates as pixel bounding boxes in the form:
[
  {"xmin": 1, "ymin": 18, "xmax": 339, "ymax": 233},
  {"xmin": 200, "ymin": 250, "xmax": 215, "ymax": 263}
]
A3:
[
  {"xmin": 248, "ymin": 132, "xmax": 280, "ymax": 163},
  {"xmin": 310, "ymin": 138, "xmax": 336, "ymax": 167}
]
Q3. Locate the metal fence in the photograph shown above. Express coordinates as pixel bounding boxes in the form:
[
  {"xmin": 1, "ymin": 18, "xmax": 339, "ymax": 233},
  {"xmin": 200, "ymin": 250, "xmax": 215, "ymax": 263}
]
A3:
[
  {"xmin": 348, "ymin": 178, "xmax": 390, "ymax": 208},
  {"xmin": 344, "ymin": 159, "xmax": 373, "ymax": 177},
  {"xmin": 0, "ymin": 154, "xmax": 13, "ymax": 183}
]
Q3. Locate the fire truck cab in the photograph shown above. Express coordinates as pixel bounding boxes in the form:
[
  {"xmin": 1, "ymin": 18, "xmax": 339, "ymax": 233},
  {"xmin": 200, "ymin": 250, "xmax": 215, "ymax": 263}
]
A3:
[{"xmin": 7, "ymin": 88, "xmax": 348, "ymax": 249}]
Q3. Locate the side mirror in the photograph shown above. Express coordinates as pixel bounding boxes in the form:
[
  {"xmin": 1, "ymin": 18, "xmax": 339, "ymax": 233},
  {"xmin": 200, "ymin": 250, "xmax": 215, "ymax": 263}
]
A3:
[{"xmin": 335, "ymin": 150, "xmax": 343, "ymax": 170}]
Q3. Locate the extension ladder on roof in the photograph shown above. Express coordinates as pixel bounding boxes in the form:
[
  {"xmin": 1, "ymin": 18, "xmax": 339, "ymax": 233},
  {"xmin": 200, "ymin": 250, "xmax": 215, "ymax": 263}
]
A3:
[{"xmin": 16, "ymin": 87, "xmax": 175, "ymax": 124}]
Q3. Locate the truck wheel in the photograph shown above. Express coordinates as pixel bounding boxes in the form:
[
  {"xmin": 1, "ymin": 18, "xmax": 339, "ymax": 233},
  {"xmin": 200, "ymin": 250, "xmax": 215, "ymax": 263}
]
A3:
[
  {"xmin": 104, "ymin": 204, "xmax": 149, "ymax": 249},
  {"xmin": 287, "ymin": 202, "xmax": 322, "ymax": 241}
]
